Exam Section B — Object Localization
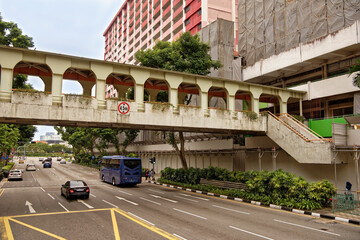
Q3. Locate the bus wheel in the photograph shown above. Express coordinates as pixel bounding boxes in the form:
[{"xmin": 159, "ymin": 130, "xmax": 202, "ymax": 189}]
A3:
[
  {"xmin": 102, "ymin": 175, "xmax": 105, "ymax": 181},
  {"xmin": 112, "ymin": 178, "xmax": 116, "ymax": 186}
]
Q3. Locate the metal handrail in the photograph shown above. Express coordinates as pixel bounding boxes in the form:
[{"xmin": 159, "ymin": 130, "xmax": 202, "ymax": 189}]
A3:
[{"xmin": 279, "ymin": 113, "xmax": 332, "ymax": 142}]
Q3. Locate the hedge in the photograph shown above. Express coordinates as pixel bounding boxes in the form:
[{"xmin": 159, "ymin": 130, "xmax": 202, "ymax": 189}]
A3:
[
  {"xmin": 2, "ymin": 162, "xmax": 15, "ymax": 173},
  {"xmin": 159, "ymin": 167, "xmax": 336, "ymax": 210}
]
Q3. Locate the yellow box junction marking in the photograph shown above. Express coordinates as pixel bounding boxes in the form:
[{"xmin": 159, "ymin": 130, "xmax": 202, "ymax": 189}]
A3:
[
  {"xmin": 1, "ymin": 208, "xmax": 180, "ymax": 240},
  {"xmin": 0, "ymin": 189, "xmax": 5, "ymax": 198}
]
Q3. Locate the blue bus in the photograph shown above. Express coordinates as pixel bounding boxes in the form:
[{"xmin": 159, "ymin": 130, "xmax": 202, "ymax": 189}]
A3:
[{"xmin": 99, "ymin": 155, "xmax": 142, "ymax": 186}]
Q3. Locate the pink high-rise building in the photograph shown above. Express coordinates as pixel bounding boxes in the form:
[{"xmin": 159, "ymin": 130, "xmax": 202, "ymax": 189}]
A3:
[{"xmin": 103, "ymin": 0, "xmax": 238, "ymax": 65}]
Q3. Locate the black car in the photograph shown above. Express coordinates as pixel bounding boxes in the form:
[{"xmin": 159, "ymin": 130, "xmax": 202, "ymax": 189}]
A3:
[{"xmin": 61, "ymin": 180, "xmax": 90, "ymax": 199}]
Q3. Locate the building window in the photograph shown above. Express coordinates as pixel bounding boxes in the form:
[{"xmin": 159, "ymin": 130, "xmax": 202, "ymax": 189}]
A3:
[
  {"xmin": 185, "ymin": 18, "xmax": 190, "ymax": 26},
  {"xmin": 198, "ymin": 23, "xmax": 202, "ymax": 30},
  {"xmin": 185, "ymin": 5, "xmax": 190, "ymax": 13},
  {"xmin": 198, "ymin": 9, "xmax": 201, "ymax": 16}
]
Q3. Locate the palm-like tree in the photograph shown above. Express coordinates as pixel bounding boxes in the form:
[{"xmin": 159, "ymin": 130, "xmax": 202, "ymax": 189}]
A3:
[{"xmin": 349, "ymin": 59, "xmax": 360, "ymax": 88}]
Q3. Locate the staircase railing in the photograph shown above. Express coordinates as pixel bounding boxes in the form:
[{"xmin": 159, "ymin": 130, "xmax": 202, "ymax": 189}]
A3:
[{"xmin": 266, "ymin": 111, "xmax": 332, "ymax": 143}]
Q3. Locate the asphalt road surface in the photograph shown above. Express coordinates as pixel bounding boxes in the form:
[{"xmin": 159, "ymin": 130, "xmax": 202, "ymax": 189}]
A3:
[{"xmin": 0, "ymin": 157, "xmax": 359, "ymax": 240}]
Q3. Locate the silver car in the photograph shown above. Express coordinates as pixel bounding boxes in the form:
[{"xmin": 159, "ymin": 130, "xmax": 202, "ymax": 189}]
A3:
[{"xmin": 8, "ymin": 169, "xmax": 23, "ymax": 180}]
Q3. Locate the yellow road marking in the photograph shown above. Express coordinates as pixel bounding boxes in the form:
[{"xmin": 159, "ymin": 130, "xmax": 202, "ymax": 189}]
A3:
[
  {"xmin": 9, "ymin": 218, "xmax": 65, "ymax": 240},
  {"xmin": 0, "ymin": 217, "xmax": 14, "ymax": 240},
  {"xmin": 113, "ymin": 208, "xmax": 179, "ymax": 240},
  {"xmin": 111, "ymin": 209, "xmax": 120, "ymax": 240},
  {"xmin": 0, "ymin": 189, "xmax": 4, "ymax": 198}
]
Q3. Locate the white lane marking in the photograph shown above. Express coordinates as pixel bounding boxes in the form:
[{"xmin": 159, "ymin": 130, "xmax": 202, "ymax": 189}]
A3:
[
  {"xmin": 174, "ymin": 195, "xmax": 198, "ymax": 202},
  {"xmin": 149, "ymin": 194, "xmax": 178, "ymax": 203},
  {"xmin": 103, "ymin": 200, "xmax": 119, "ymax": 208},
  {"xmin": 58, "ymin": 202, "xmax": 69, "ymax": 212},
  {"xmin": 127, "ymin": 212, "xmax": 154, "ymax": 225},
  {"xmin": 30, "ymin": 172, "xmax": 37, "ymax": 181},
  {"xmin": 90, "ymin": 194, "xmax": 96, "ymax": 198},
  {"xmin": 40, "ymin": 187, "xmax": 45, "ymax": 192},
  {"xmin": 47, "ymin": 193, "xmax": 55, "ymax": 200},
  {"xmin": 77, "ymin": 199, "xmax": 94, "ymax": 209},
  {"xmin": 148, "ymin": 189, "xmax": 165, "ymax": 194},
  {"xmin": 115, "ymin": 196, "xmax": 139, "ymax": 205},
  {"xmin": 173, "ymin": 234, "xmax": 187, "ymax": 240},
  {"xmin": 229, "ymin": 226, "xmax": 273, "ymax": 240},
  {"xmin": 173, "ymin": 208, "xmax": 207, "ymax": 220},
  {"xmin": 118, "ymin": 190, "xmax": 133, "ymax": 195},
  {"xmin": 274, "ymin": 219, "xmax": 340, "ymax": 237},
  {"xmin": 179, "ymin": 193, "xmax": 209, "ymax": 201},
  {"xmin": 212, "ymin": 205, "xmax": 250, "ymax": 215},
  {"xmin": 139, "ymin": 197, "xmax": 161, "ymax": 205},
  {"xmin": 25, "ymin": 201, "xmax": 36, "ymax": 213}
]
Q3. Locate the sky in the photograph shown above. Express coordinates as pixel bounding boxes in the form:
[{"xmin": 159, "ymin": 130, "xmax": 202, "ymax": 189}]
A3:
[{"xmin": 0, "ymin": 0, "xmax": 124, "ymax": 140}]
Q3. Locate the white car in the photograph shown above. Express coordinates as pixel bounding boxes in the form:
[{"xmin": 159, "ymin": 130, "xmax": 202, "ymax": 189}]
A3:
[
  {"xmin": 26, "ymin": 164, "xmax": 36, "ymax": 171},
  {"xmin": 60, "ymin": 159, "xmax": 66, "ymax": 164},
  {"xmin": 8, "ymin": 169, "xmax": 23, "ymax": 180}
]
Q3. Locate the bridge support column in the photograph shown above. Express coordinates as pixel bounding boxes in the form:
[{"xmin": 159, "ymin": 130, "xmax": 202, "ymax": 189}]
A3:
[
  {"xmin": 95, "ymin": 79, "xmax": 106, "ymax": 109},
  {"xmin": 51, "ymin": 74, "xmax": 63, "ymax": 105},
  {"xmin": 80, "ymin": 81, "xmax": 95, "ymax": 97},
  {"xmin": 169, "ymin": 88, "xmax": 179, "ymax": 113},
  {"xmin": 280, "ymin": 101, "xmax": 287, "ymax": 114},
  {"xmin": 178, "ymin": 92, "xmax": 187, "ymax": 105},
  {"xmin": 201, "ymin": 91, "xmax": 209, "ymax": 116},
  {"xmin": 0, "ymin": 68, "xmax": 13, "ymax": 102},
  {"xmin": 135, "ymin": 83, "xmax": 145, "ymax": 112},
  {"xmin": 40, "ymin": 76, "xmax": 52, "ymax": 93},
  {"xmin": 252, "ymin": 98, "xmax": 259, "ymax": 114},
  {"xmin": 113, "ymin": 85, "xmax": 130, "ymax": 99},
  {"xmin": 147, "ymin": 89, "xmax": 160, "ymax": 102},
  {"xmin": 299, "ymin": 99, "xmax": 303, "ymax": 116}
]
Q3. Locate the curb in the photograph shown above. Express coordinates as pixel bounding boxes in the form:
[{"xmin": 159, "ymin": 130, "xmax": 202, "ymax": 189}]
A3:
[{"xmin": 147, "ymin": 180, "xmax": 360, "ymax": 226}]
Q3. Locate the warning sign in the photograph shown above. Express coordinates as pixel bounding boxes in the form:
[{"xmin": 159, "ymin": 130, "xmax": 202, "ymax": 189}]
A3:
[{"xmin": 118, "ymin": 102, "xmax": 130, "ymax": 115}]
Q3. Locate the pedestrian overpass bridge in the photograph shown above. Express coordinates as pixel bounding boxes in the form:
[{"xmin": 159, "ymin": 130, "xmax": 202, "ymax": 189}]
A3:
[{"xmin": 0, "ymin": 46, "xmax": 332, "ymax": 164}]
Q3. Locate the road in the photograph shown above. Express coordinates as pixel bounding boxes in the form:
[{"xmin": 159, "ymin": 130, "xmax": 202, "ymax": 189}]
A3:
[{"xmin": 0, "ymin": 157, "xmax": 359, "ymax": 240}]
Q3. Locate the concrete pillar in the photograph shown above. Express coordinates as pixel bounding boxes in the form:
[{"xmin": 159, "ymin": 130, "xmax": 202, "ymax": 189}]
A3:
[
  {"xmin": 147, "ymin": 88, "xmax": 160, "ymax": 102},
  {"xmin": 201, "ymin": 91, "xmax": 209, "ymax": 116},
  {"xmin": 252, "ymin": 98, "xmax": 260, "ymax": 114},
  {"xmin": 299, "ymin": 99, "xmax": 303, "ymax": 116},
  {"xmin": 79, "ymin": 81, "xmax": 95, "ymax": 97},
  {"xmin": 178, "ymin": 92, "xmax": 187, "ymax": 105},
  {"xmin": 51, "ymin": 74, "xmax": 63, "ymax": 105},
  {"xmin": 96, "ymin": 79, "xmax": 106, "ymax": 109},
  {"xmin": 130, "ymin": 69, "xmax": 150, "ymax": 112},
  {"xmin": 279, "ymin": 101, "xmax": 287, "ymax": 114},
  {"xmin": 135, "ymin": 83, "xmax": 145, "ymax": 111},
  {"xmin": 228, "ymin": 95, "xmax": 235, "ymax": 111},
  {"xmin": 0, "ymin": 68, "xmax": 13, "ymax": 102},
  {"xmin": 169, "ymin": 87, "xmax": 178, "ymax": 113},
  {"xmin": 113, "ymin": 85, "xmax": 130, "ymax": 99},
  {"xmin": 40, "ymin": 76, "xmax": 52, "ymax": 92}
]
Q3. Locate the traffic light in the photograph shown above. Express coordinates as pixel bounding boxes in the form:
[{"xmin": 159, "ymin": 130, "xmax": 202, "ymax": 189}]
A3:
[{"xmin": 149, "ymin": 157, "xmax": 156, "ymax": 164}]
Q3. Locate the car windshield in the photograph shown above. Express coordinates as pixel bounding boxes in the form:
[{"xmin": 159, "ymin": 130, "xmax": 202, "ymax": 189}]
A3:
[
  {"xmin": 70, "ymin": 181, "xmax": 86, "ymax": 187},
  {"xmin": 10, "ymin": 170, "xmax": 21, "ymax": 173}
]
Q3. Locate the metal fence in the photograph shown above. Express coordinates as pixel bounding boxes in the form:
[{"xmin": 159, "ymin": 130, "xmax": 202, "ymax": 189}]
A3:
[{"xmin": 332, "ymin": 192, "xmax": 360, "ymax": 216}]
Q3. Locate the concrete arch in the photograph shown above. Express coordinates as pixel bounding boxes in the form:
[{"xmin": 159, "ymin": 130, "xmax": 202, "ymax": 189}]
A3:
[
  {"xmin": 178, "ymin": 82, "xmax": 201, "ymax": 107},
  {"xmin": 105, "ymin": 73, "xmax": 135, "ymax": 99},
  {"xmin": 235, "ymin": 90, "xmax": 253, "ymax": 111},
  {"xmin": 13, "ymin": 61, "xmax": 53, "ymax": 92},
  {"xmin": 259, "ymin": 93, "xmax": 281, "ymax": 114},
  {"xmin": 208, "ymin": 86, "xmax": 228, "ymax": 110},
  {"xmin": 63, "ymin": 67, "xmax": 97, "ymax": 97},
  {"xmin": 144, "ymin": 78, "xmax": 170, "ymax": 102}
]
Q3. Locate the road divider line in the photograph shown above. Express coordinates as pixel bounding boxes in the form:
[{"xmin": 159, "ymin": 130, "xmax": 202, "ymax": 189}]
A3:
[
  {"xmin": 115, "ymin": 196, "xmax": 139, "ymax": 205},
  {"xmin": 174, "ymin": 195, "xmax": 198, "ymax": 202},
  {"xmin": 47, "ymin": 193, "xmax": 55, "ymax": 200},
  {"xmin": 77, "ymin": 199, "xmax": 94, "ymax": 209},
  {"xmin": 173, "ymin": 208, "xmax": 207, "ymax": 220},
  {"xmin": 103, "ymin": 200, "xmax": 119, "ymax": 208},
  {"xmin": 148, "ymin": 189, "xmax": 165, "ymax": 194},
  {"xmin": 150, "ymin": 194, "xmax": 178, "ymax": 203},
  {"xmin": 173, "ymin": 233, "xmax": 187, "ymax": 240},
  {"xmin": 212, "ymin": 205, "xmax": 250, "ymax": 215},
  {"xmin": 40, "ymin": 187, "xmax": 45, "ymax": 192},
  {"xmin": 58, "ymin": 202, "xmax": 69, "ymax": 212},
  {"xmin": 140, "ymin": 197, "xmax": 161, "ymax": 205},
  {"xmin": 0, "ymin": 217, "xmax": 14, "ymax": 240},
  {"xmin": 9, "ymin": 218, "xmax": 66, "ymax": 240},
  {"xmin": 127, "ymin": 212, "xmax": 155, "ymax": 225},
  {"xmin": 273, "ymin": 219, "xmax": 340, "ymax": 236},
  {"xmin": 118, "ymin": 190, "xmax": 132, "ymax": 195},
  {"xmin": 90, "ymin": 194, "xmax": 96, "ymax": 198},
  {"xmin": 0, "ymin": 189, "xmax": 4, "ymax": 198},
  {"xmin": 229, "ymin": 226, "xmax": 273, "ymax": 240},
  {"xmin": 179, "ymin": 193, "xmax": 209, "ymax": 201}
]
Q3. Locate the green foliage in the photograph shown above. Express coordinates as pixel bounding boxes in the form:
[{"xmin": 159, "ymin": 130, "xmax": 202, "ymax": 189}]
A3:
[
  {"xmin": 244, "ymin": 111, "xmax": 258, "ymax": 120},
  {"xmin": 126, "ymin": 88, "xmax": 149, "ymax": 101},
  {"xmin": 135, "ymin": 31, "xmax": 222, "ymax": 75},
  {"xmin": 156, "ymin": 91, "xmax": 168, "ymax": 102},
  {"xmin": 1, "ymin": 162, "xmax": 15, "ymax": 173},
  {"xmin": 159, "ymin": 167, "xmax": 336, "ymax": 210},
  {"xmin": 0, "ymin": 125, "xmax": 20, "ymax": 163},
  {"xmin": 349, "ymin": 59, "xmax": 360, "ymax": 88}
]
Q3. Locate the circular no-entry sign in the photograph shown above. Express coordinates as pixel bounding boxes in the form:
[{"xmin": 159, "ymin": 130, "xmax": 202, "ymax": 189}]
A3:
[{"xmin": 118, "ymin": 102, "xmax": 130, "ymax": 115}]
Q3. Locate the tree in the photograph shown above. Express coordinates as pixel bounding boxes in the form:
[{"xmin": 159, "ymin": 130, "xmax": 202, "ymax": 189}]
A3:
[
  {"xmin": 349, "ymin": 59, "xmax": 360, "ymax": 88},
  {"xmin": 0, "ymin": 14, "xmax": 36, "ymax": 144},
  {"xmin": 0, "ymin": 125, "xmax": 20, "ymax": 164},
  {"xmin": 135, "ymin": 31, "xmax": 222, "ymax": 169}
]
